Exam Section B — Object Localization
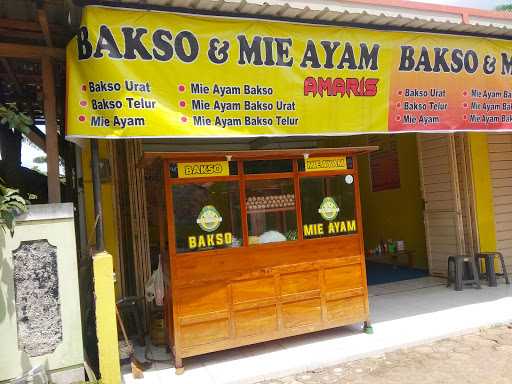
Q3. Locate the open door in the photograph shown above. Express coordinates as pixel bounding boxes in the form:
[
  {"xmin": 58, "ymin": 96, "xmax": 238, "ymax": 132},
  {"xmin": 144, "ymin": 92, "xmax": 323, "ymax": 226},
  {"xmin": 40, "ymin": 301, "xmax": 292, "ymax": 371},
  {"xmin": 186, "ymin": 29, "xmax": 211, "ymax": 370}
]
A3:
[
  {"xmin": 417, "ymin": 134, "xmax": 465, "ymax": 277},
  {"xmin": 488, "ymin": 133, "xmax": 512, "ymax": 272}
]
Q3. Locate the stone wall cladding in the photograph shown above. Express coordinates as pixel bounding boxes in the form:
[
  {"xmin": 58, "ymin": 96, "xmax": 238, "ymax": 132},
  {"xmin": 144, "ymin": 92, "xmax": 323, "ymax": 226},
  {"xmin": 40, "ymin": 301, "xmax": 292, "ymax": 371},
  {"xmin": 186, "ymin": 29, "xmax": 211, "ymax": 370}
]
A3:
[{"xmin": 13, "ymin": 239, "xmax": 63, "ymax": 357}]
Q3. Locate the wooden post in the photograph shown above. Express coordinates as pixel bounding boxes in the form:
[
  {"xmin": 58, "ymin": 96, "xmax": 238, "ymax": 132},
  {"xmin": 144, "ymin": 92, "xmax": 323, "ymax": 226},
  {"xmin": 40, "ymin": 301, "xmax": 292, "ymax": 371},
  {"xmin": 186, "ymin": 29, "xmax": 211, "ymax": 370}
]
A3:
[
  {"xmin": 37, "ymin": 6, "xmax": 53, "ymax": 48},
  {"xmin": 91, "ymin": 139, "xmax": 105, "ymax": 252},
  {"xmin": 93, "ymin": 252, "xmax": 121, "ymax": 384},
  {"xmin": 41, "ymin": 55, "xmax": 61, "ymax": 203},
  {"xmin": 126, "ymin": 140, "xmax": 151, "ymax": 329}
]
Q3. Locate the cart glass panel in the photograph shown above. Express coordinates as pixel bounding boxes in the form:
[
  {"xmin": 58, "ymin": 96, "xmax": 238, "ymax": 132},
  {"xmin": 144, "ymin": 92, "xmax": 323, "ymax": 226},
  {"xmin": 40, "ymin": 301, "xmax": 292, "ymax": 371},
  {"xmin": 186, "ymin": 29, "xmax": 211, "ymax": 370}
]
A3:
[
  {"xmin": 244, "ymin": 159, "xmax": 293, "ymax": 174},
  {"xmin": 245, "ymin": 179, "xmax": 297, "ymax": 244},
  {"xmin": 300, "ymin": 175, "xmax": 357, "ymax": 239},
  {"xmin": 172, "ymin": 181, "xmax": 242, "ymax": 253}
]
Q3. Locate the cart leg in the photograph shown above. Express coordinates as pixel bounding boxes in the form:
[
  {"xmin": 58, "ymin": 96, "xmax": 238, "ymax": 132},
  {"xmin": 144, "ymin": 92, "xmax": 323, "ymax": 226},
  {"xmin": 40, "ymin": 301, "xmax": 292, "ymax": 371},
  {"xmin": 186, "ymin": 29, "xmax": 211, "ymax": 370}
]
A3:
[
  {"xmin": 174, "ymin": 355, "xmax": 184, "ymax": 375},
  {"xmin": 363, "ymin": 320, "xmax": 374, "ymax": 334}
]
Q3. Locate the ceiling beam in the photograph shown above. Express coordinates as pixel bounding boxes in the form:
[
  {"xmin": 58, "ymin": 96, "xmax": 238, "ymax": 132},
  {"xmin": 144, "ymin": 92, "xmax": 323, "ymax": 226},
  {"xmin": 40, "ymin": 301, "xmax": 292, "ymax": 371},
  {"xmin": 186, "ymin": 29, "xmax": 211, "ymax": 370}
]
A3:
[
  {"xmin": 25, "ymin": 129, "xmax": 46, "ymax": 152},
  {"xmin": 37, "ymin": 6, "xmax": 53, "ymax": 47},
  {"xmin": 23, "ymin": 123, "xmax": 70, "ymax": 156},
  {"xmin": 0, "ymin": 43, "xmax": 65, "ymax": 60},
  {"xmin": 0, "ymin": 18, "xmax": 65, "ymax": 34},
  {"xmin": 0, "ymin": 27, "xmax": 47, "ymax": 42}
]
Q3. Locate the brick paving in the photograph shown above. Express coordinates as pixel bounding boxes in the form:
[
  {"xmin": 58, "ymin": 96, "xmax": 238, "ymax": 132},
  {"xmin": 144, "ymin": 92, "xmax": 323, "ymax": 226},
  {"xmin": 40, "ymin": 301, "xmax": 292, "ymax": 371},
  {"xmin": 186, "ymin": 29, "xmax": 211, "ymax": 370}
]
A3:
[{"xmin": 257, "ymin": 325, "xmax": 512, "ymax": 384}]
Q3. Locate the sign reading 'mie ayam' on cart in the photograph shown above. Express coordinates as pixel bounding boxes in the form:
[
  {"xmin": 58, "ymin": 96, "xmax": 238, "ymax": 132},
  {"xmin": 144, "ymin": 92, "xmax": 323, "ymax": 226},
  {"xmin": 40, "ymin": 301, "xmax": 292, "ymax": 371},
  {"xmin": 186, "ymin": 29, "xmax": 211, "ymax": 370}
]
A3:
[{"xmin": 66, "ymin": 5, "xmax": 512, "ymax": 138}]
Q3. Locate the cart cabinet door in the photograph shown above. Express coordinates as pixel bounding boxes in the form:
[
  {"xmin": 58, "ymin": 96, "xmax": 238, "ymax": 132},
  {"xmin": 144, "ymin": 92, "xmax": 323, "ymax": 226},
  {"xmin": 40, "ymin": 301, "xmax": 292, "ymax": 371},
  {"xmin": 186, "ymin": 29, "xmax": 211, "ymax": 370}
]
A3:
[{"xmin": 417, "ymin": 134, "xmax": 465, "ymax": 276}]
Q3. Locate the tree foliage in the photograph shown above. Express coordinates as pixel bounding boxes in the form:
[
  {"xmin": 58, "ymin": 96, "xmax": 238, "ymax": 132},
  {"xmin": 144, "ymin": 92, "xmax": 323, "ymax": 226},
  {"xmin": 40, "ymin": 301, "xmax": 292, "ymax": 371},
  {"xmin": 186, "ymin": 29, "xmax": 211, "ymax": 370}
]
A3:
[
  {"xmin": 0, "ymin": 177, "xmax": 29, "ymax": 236},
  {"xmin": 32, "ymin": 156, "xmax": 47, "ymax": 164},
  {"xmin": 496, "ymin": 4, "xmax": 512, "ymax": 11},
  {"xmin": 0, "ymin": 103, "xmax": 33, "ymax": 135}
]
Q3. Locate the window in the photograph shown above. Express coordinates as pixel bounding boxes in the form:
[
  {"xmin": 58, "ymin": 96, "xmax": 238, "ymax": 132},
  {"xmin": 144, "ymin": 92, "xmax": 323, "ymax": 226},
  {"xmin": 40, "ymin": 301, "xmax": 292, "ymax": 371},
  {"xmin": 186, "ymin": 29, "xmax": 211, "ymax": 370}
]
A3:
[
  {"xmin": 172, "ymin": 181, "xmax": 242, "ymax": 253},
  {"xmin": 244, "ymin": 159, "xmax": 293, "ymax": 174},
  {"xmin": 245, "ymin": 179, "xmax": 297, "ymax": 244},
  {"xmin": 300, "ymin": 175, "xmax": 357, "ymax": 239},
  {"xmin": 170, "ymin": 157, "xmax": 359, "ymax": 252}
]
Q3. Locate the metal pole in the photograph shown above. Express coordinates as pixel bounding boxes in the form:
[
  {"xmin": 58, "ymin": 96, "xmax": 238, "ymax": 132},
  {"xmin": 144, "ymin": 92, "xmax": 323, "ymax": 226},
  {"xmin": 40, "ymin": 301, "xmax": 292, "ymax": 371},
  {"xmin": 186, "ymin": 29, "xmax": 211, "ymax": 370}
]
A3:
[{"xmin": 91, "ymin": 139, "xmax": 105, "ymax": 252}]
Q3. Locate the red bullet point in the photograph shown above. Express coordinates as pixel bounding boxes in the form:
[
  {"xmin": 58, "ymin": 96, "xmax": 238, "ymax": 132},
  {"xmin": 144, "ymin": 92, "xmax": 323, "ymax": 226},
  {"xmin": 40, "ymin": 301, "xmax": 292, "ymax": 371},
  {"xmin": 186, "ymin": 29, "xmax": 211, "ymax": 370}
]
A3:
[
  {"xmin": 396, "ymin": 102, "xmax": 401, "ymax": 108},
  {"xmin": 463, "ymin": 91, "xmax": 468, "ymax": 97},
  {"xmin": 80, "ymin": 100, "xmax": 87, "ymax": 107},
  {"xmin": 81, "ymin": 84, "xmax": 87, "ymax": 92},
  {"xmin": 463, "ymin": 103, "xmax": 468, "ymax": 108},
  {"xmin": 78, "ymin": 115, "xmax": 86, "ymax": 122},
  {"xmin": 395, "ymin": 115, "xmax": 401, "ymax": 121},
  {"xmin": 178, "ymin": 85, "xmax": 186, "ymax": 92},
  {"xmin": 179, "ymin": 100, "xmax": 186, "ymax": 108},
  {"xmin": 463, "ymin": 115, "xmax": 467, "ymax": 120},
  {"xmin": 181, "ymin": 116, "xmax": 187, "ymax": 123},
  {"xmin": 398, "ymin": 90, "xmax": 403, "ymax": 96}
]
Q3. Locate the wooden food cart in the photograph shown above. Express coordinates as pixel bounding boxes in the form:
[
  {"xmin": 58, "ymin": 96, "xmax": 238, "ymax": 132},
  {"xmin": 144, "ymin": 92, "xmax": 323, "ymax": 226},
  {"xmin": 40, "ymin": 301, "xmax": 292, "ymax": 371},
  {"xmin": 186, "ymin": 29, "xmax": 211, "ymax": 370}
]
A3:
[{"xmin": 150, "ymin": 147, "xmax": 376, "ymax": 371}]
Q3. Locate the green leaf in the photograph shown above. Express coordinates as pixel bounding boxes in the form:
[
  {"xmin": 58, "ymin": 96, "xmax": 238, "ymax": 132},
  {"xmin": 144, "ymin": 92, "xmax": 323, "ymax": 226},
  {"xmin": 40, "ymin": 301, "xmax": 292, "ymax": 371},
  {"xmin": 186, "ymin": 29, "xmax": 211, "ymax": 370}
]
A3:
[
  {"xmin": 0, "ymin": 177, "xmax": 29, "ymax": 236},
  {"xmin": 0, "ymin": 103, "xmax": 33, "ymax": 135}
]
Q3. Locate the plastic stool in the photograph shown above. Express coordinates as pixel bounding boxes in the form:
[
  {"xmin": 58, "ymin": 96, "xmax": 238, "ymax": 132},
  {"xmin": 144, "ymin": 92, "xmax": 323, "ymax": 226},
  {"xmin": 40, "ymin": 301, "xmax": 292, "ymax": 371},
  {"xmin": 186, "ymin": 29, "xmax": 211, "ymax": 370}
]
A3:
[
  {"xmin": 447, "ymin": 255, "xmax": 481, "ymax": 291},
  {"xmin": 475, "ymin": 252, "xmax": 510, "ymax": 287},
  {"xmin": 116, "ymin": 296, "xmax": 145, "ymax": 346}
]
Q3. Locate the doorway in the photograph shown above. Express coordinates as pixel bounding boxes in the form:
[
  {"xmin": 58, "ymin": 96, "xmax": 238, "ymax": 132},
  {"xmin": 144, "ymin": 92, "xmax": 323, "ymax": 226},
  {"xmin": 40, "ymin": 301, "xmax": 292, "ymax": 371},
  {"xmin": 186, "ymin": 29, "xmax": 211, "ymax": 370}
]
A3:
[
  {"xmin": 344, "ymin": 132, "xmax": 477, "ymax": 286},
  {"xmin": 417, "ymin": 133, "xmax": 477, "ymax": 277}
]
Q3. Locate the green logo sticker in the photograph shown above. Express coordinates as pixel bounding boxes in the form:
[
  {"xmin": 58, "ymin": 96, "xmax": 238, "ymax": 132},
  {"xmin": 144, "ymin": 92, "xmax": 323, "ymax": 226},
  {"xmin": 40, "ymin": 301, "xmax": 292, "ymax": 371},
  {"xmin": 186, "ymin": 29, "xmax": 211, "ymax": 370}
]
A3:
[
  {"xmin": 318, "ymin": 197, "xmax": 340, "ymax": 221},
  {"xmin": 196, "ymin": 205, "xmax": 223, "ymax": 232}
]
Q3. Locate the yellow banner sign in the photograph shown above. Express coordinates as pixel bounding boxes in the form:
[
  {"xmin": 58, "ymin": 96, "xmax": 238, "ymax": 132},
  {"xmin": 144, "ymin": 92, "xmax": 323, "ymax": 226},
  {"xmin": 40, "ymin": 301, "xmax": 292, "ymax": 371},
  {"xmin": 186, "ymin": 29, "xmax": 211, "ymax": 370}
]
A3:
[
  {"xmin": 177, "ymin": 161, "xmax": 229, "ymax": 178},
  {"xmin": 305, "ymin": 157, "xmax": 347, "ymax": 172},
  {"xmin": 67, "ymin": 6, "xmax": 512, "ymax": 138}
]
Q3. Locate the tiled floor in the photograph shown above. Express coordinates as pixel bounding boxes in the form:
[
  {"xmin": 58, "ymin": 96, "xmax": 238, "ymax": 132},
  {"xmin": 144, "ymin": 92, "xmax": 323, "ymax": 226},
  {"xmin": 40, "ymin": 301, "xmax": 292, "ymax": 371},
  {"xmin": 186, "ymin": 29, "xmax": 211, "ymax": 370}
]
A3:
[
  {"xmin": 368, "ymin": 276, "xmax": 445, "ymax": 297},
  {"xmin": 122, "ymin": 277, "xmax": 512, "ymax": 384}
]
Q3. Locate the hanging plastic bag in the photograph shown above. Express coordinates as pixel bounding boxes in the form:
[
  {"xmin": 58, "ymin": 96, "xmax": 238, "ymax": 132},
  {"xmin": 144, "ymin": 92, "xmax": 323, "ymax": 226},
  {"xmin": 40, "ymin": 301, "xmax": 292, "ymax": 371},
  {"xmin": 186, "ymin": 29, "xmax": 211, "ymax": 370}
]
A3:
[
  {"xmin": 145, "ymin": 257, "xmax": 164, "ymax": 306},
  {"xmin": 153, "ymin": 258, "xmax": 164, "ymax": 306}
]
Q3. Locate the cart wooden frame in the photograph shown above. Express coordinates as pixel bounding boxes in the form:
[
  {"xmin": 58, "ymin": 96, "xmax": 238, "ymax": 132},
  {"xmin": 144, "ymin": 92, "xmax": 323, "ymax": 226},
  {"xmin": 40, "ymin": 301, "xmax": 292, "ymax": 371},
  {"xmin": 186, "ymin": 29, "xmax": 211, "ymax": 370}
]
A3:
[{"xmin": 147, "ymin": 147, "xmax": 377, "ymax": 371}]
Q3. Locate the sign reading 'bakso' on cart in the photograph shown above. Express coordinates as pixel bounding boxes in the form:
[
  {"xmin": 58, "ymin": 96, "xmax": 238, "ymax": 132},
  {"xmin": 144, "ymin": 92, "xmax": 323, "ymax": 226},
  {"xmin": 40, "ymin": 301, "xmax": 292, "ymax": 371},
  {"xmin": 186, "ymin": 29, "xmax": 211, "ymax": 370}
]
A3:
[
  {"xmin": 177, "ymin": 161, "xmax": 229, "ymax": 178},
  {"xmin": 67, "ymin": 6, "xmax": 512, "ymax": 138}
]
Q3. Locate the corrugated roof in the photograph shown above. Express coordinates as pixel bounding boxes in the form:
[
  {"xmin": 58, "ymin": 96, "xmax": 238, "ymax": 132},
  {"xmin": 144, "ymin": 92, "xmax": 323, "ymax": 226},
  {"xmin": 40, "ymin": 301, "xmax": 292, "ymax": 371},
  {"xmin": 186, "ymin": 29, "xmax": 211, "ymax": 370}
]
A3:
[
  {"xmin": 5, "ymin": 0, "xmax": 512, "ymax": 40},
  {"xmin": 92, "ymin": 0, "xmax": 512, "ymax": 38}
]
